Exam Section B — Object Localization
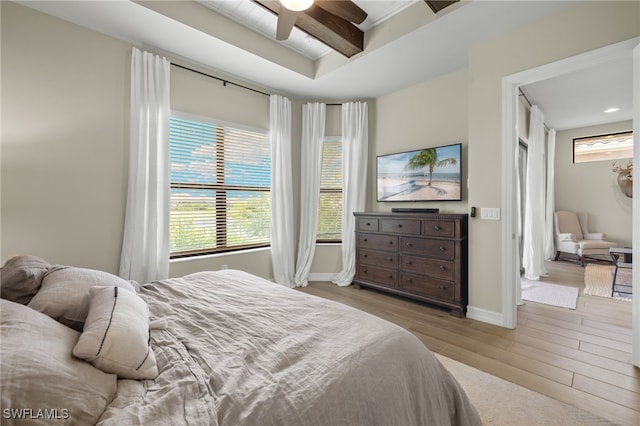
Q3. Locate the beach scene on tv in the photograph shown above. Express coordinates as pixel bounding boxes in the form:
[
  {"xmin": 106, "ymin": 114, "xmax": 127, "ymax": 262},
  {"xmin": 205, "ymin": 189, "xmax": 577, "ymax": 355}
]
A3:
[{"xmin": 377, "ymin": 144, "xmax": 461, "ymax": 201}]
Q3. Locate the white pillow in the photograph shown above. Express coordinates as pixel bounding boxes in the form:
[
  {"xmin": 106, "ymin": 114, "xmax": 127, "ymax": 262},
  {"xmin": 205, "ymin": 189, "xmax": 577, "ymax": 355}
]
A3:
[
  {"xmin": 73, "ymin": 286, "xmax": 158, "ymax": 380},
  {"xmin": 28, "ymin": 266, "xmax": 136, "ymax": 331}
]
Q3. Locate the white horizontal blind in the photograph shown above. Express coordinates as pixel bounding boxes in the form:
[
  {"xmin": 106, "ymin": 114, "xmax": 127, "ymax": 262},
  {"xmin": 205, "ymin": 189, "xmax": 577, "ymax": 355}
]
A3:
[
  {"xmin": 169, "ymin": 113, "xmax": 270, "ymax": 256},
  {"xmin": 317, "ymin": 137, "xmax": 342, "ymax": 241}
]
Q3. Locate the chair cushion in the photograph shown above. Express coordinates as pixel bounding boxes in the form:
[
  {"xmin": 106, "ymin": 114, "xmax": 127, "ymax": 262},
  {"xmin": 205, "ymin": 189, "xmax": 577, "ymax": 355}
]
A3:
[
  {"xmin": 555, "ymin": 211, "xmax": 583, "ymax": 240},
  {"xmin": 578, "ymin": 240, "xmax": 617, "ymax": 250}
]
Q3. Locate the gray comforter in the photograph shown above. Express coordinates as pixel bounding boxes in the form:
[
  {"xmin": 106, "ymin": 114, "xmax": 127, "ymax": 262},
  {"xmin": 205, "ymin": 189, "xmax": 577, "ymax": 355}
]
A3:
[{"xmin": 97, "ymin": 270, "xmax": 481, "ymax": 425}]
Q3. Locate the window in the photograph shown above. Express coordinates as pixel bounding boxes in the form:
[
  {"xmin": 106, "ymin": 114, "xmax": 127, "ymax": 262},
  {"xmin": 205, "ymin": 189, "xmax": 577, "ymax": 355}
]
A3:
[
  {"xmin": 573, "ymin": 131, "xmax": 633, "ymax": 163},
  {"xmin": 169, "ymin": 113, "xmax": 271, "ymax": 257},
  {"xmin": 317, "ymin": 137, "xmax": 342, "ymax": 242}
]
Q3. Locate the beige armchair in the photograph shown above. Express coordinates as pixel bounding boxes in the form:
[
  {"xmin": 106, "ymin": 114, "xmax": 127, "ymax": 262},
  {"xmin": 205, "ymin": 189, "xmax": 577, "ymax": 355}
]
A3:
[{"xmin": 554, "ymin": 210, "xmax": 617, "ymax": 266}]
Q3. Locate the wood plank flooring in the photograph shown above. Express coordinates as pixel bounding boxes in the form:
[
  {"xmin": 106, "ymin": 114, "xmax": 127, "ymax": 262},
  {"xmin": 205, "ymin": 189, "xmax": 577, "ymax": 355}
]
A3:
[{"xmin": 298, "ymin": 261, "xmax": 638, "ymax": 425}]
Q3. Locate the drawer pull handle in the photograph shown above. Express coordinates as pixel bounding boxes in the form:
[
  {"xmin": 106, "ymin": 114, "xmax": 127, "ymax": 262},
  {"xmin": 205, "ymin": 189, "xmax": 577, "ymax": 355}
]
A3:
[
  {"xmin": 389, "ymin": 241, "xmax": 394, "ymax": 245},
  {"xmin": 439, "ymin": 246, "xmax": 446, "ymax": 251},
  {"xmin": 366, "ymin": 222, "xmax": 371, "ymax": 226},
  {"xmin": 407, "ymin": 261, "xmax": 413, "ymax": 265},
  {"xmin": 388, "ymin": 258, "xmax": 394, "ymax": 262},
  {"xmin": 407, "ymin": 278, "xmax": 413, "ymax": 283},
  {"xmin": 439, "ymin": 265, "xmax": 446, "ymax": 271},
  {"xmin": 398, "ymin": 224, "xmax": 403, "ymax": 228},
  {"xmin": 388, "ymin": 274, "xmax": 393, "ymax": 279},
  {"xmin": 364, "ymin": 238, "xmax": 368, "ymax": 242},
  {"xmin": 363, "ymin": 269, "xmax": 368, "ymax": 273},
  {"xmin": 434, "ymin": 225, "xmax": 441, "ymax": 231},
  {"xmin": 363, "ymin": 254, "xmax": 368, "ymax": 258},
  {"xmin": 407, "ymin": 243, "xmax": 413, "ymax": 248},
  {"xmin": 439, "ymin": 285, "xmax": 447, "ymax": 290}
]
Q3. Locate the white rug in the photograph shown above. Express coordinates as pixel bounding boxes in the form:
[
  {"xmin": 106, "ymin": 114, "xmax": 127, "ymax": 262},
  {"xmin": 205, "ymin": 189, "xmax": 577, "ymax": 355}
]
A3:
[
  {"xmin": 436, "ymin": 354, "xmax": 614, "ymax": 425},
  {"xmin": 521, "ymin": 279, "xmax": 579, "ymax": 309}
]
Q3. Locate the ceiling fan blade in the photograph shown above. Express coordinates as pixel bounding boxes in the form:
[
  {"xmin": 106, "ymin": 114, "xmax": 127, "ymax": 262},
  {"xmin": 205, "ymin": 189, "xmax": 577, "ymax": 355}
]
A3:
[
  {"xmin": 276, "ymin": 6, "xmax": 299, "ymax": 40},
  {"xmin": 315, "ymin": 0, "xmax": 367, "ymax": 25}
]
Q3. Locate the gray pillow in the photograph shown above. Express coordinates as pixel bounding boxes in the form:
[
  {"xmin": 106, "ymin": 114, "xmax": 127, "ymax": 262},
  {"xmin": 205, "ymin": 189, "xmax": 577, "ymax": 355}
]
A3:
[
  {"xmin": 28, "ymin": 265, "xmax": 136, "ymax": 331},
  {"xmin": 0, "ymin": 255, "xmax": 51, "ymax": 304},
  {"xmin": 0, "ymin": 299, "xmax": 117, "ymax": 424}
]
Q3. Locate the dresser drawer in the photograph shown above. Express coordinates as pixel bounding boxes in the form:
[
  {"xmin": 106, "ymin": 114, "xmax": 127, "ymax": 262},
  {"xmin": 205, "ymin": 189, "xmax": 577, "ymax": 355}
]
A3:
[
  {"xmin": 422, "ymin": 220, "xmax": 455, "ymax": 238},
  {"xmin": 359, "ymin": 249, "xmax": 398, "ymax": 268},
  {"xmin": 357, "ymin": 217, "xmax": 379, "ymax": 232},
  {"xmin": 357, "ymin": 265, "xmax": 398, "ymax": 287},
  {"xmin": 380, "ymin": 218, "xmax": 421, "ymax": 235},
  {"xmin": 358, "ymin": 233, "xmax": 398, "ymax": 252},
  {"xmin": 400, "ymin": 255, "xmax": 455, "ymax": 280},
  {"xmin": 399, "ymin": 272, "xmax": 454, "ymax": 300},
  {"xmin": 400, "ymin": 237, "xmax": 455, "ymax": 260}
]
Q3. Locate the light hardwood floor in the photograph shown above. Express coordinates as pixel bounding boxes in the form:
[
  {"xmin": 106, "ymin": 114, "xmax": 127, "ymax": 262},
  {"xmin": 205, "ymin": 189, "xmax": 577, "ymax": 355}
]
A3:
[{"xmin": 299, "ymin": 260, "xmax": 638, "ymax": 425}]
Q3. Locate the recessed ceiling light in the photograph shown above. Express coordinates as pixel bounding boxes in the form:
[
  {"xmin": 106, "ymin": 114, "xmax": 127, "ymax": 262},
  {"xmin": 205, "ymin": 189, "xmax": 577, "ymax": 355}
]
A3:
[{"xmin": 604, "ymin": 107, "xmax": 620, "ymax": 113}]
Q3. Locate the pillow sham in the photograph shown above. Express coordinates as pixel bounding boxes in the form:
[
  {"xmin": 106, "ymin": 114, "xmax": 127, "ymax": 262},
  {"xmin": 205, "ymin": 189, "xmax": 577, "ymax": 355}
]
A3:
[
  {"xmin": 0, "ymin": 255, "xmax": 51, "ymax": 304},
  {"xmin": 0, "ymin": 299, "xmax": 117, "ymax": 425},
  {"xmin": 73, "ymin": 285, "xmax": 158, "ymax": 380},
  {"xmin": 28, "ymin": 265, "xmax": 136, "ymax": 331}
]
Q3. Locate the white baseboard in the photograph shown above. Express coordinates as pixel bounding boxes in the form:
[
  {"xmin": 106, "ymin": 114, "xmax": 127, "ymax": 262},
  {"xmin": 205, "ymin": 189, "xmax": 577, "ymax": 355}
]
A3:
[{"xmin": 466, "ymin": 305, "xmax": 505, "ymax": 327}]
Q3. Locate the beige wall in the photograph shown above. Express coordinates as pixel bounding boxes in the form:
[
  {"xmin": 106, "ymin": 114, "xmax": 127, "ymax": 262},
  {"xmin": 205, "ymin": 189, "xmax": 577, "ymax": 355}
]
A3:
[
  {"xmin": 1, "ymin": 2, "xmax": 130, "ymax": 273},
  {"xmin": 373, "ymin": 68, "xmax": 469, "ymax": 214},
  {"xmin": 466, "ymin": 0, "xmax": 639, "ymax": 313},
  {"xmin": 554, "ymin": 121, "xmax": 633, "ymax": 247}
]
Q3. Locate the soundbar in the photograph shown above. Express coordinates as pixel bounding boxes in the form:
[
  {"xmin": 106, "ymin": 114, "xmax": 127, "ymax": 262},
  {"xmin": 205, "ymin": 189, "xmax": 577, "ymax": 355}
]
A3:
[{"xmin": 391, "ymin": 208, "xmax": 439, "ymax": 214}]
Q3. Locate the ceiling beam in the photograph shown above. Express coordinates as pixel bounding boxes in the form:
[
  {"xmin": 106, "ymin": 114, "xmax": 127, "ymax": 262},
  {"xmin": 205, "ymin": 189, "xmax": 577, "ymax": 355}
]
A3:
[
  {"xmin": 254, "ymin": 0, "xmax": 364, "ymax": 58},
  {"xmin": 424, "ymin": 1, "xmax": 459, "ymax": 14}
]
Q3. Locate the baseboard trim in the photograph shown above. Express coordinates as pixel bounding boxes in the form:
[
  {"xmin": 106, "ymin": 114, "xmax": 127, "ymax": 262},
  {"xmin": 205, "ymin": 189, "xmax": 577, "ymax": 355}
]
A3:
[{"xmin": 466, "ymin": 305, "xmax": 505, "ymax": 327}]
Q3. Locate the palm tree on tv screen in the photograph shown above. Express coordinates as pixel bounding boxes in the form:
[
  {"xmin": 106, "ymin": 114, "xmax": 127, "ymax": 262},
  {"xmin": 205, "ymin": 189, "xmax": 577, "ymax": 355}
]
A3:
[{"xmin": 405, "ymin": 148, "xmax": 457, "ymax": 186}]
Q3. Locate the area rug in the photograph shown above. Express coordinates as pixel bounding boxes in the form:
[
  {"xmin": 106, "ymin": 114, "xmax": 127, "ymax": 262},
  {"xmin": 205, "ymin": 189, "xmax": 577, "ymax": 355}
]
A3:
[
  {"xmin": 435, "ymin": 354, "xmax": 614, "ymax": 425},
  {"xmin": 584, "ymin": 263, "xmax": 632, "ymax": 301},
  {"xmin": 521, "ymin": 279, "xmax": 579, "ymax": 309}
]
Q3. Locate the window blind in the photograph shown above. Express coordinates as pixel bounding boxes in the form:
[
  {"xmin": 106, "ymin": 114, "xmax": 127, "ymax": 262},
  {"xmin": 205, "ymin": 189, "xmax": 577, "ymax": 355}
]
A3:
[
  {"xmin": 573, "ymin": 131, "xmax": 633, "ymax": 163},
  {"xmin": 317, "ymin": 137, "xmax": 342, "ymax": 241},
  {"xmin": 169, "ymin": 114, "xmax": 271, "ymax": 256}
]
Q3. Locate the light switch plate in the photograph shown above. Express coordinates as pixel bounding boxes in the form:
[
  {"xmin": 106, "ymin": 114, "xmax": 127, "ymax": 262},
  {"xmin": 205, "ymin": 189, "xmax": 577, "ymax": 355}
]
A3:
[{"xmin": 480, "ymin": 207, "xmax": 501, "ymax": 220}]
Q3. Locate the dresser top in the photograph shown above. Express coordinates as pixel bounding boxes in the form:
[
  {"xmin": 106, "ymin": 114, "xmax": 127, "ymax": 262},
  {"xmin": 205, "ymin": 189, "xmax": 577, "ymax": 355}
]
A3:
[{"xmin": 354, "ymin": 211, "xmax": 468, "ymax": 220}]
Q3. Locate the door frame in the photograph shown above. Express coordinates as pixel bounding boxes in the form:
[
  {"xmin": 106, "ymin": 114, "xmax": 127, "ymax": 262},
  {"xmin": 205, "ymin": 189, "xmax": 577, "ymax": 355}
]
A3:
[{"xmin": 500, "ymin": 37, "xmax": 640, "ymax": 365}]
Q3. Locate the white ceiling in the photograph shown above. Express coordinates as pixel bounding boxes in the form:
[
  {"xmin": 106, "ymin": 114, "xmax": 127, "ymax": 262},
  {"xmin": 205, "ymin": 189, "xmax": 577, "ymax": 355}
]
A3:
[
  {"xmin": 16, "ymin": 0, "xmax": 635, "ymax": 131},
  {"xmin": 522, "ymin": 54, "xmax": 634, "ymax": 131}
]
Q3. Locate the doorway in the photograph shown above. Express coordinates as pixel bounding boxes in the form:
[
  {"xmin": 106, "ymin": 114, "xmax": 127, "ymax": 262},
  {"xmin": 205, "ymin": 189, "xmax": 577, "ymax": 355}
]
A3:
[{"xmin": 501, "ymin": 37, "xmax": 640, "ymax": 365}]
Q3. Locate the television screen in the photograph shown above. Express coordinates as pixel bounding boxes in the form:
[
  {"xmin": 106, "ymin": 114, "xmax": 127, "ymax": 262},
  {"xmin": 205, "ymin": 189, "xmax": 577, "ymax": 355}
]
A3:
[{"xmin": 377, "ymin": 143, "xmax": 462, "ymax": 202}]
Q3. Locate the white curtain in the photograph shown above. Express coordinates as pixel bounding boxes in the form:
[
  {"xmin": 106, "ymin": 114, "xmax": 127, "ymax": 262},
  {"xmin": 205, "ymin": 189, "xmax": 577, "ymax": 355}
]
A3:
[
  {"xmin": 294, "ymin": 103, "xmax": 326, "ymax": 287},
  {"xmin": 332, "ymin": 102, "xmax": 368, "ymax": 286},
  {"xmin": 543, "ymin": 129, "xmax": 557, "ymax": 260},
  {"xmin": 119, "ymin": 48, "xmax": 170, "ymax": 284},
  {"xmin": 270, "ymin": 95, "xmax": 296, "ymax": 287},
  {"xmin": 522, "ymin": 105, "xmax": 548, "ymax": 280}
]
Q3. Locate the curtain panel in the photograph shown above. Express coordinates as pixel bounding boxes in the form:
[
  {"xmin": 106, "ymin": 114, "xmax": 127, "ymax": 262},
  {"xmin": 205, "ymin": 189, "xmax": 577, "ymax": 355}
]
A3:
[
  {"xmin": 119, "ymin": 47, "xmax": 170, "ymax": 284},
  {"xmin": 332, "ymin": 102, "xmax": 368, "ymax": 286},
  {"xmin": 270, "ymin": 95, "xmax": 296, "ymax": 287},
  {"xmin": 543, "ymin": 129, "xmax": 557, "ymax": 260},
  {"xmin": 294, "ymin": 103, "xmax": 326, "ymax": 287},
  {"xmin": 522, "ymin": 105, "xmax": 548, "ymax": 280}
]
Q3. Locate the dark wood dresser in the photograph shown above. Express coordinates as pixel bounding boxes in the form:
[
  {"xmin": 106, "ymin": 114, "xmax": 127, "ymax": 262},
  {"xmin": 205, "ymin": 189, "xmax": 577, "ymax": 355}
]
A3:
[{"xmin": 353, "ymin": 212, "xmax": 468, "ymax": 316}]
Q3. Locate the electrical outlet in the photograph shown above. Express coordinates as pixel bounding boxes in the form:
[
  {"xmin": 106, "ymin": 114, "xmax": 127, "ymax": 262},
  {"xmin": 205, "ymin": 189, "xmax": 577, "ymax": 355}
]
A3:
[{"xmin": 480, "ymin": 208, "xmax": 501, "ymax": 220}]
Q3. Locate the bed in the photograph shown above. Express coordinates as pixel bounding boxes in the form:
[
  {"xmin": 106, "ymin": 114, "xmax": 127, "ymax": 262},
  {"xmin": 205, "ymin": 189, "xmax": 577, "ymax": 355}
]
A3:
[{"xmin": 1, "ymin": 255, "xmax": 481, "ymax": 425}]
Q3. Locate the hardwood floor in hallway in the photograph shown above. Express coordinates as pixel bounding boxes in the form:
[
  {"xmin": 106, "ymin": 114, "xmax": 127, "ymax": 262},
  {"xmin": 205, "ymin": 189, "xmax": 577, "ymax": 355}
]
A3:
[{"xmin": 299, "ymin": 260, "xmax": 638, "ymax": 425}]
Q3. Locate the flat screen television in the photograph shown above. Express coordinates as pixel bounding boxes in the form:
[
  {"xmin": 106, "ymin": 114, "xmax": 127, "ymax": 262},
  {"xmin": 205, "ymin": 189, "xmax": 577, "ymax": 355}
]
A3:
[{"xmin": 377, "ymin": 143, "xmax": 462, "ymax": 202}]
